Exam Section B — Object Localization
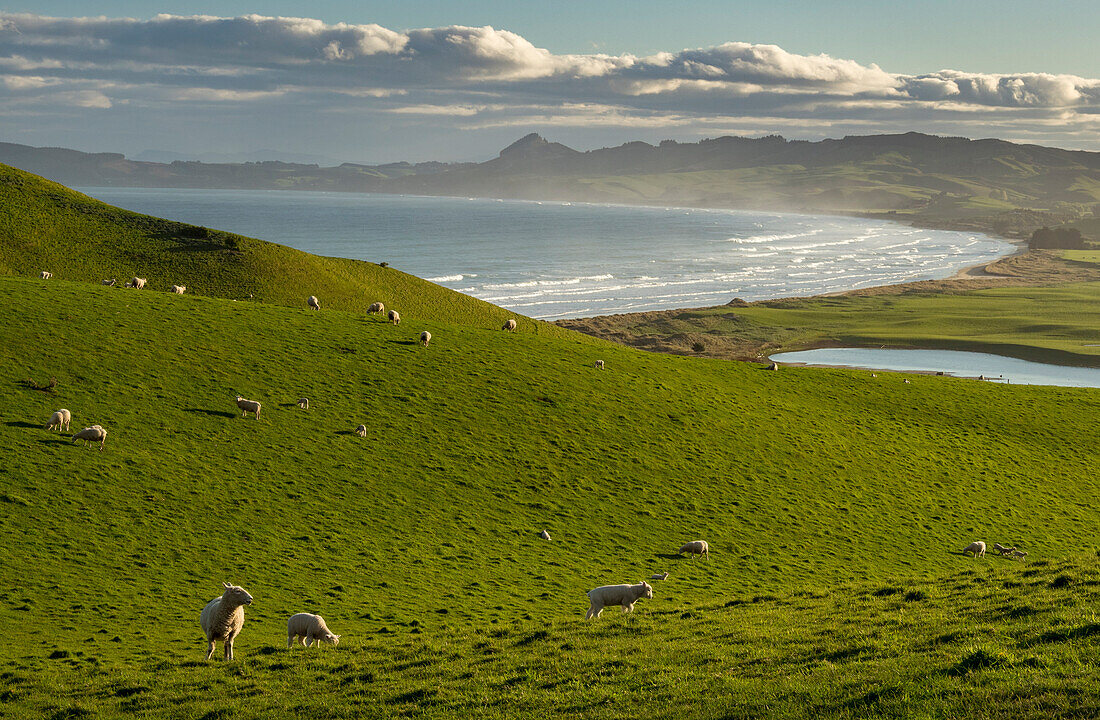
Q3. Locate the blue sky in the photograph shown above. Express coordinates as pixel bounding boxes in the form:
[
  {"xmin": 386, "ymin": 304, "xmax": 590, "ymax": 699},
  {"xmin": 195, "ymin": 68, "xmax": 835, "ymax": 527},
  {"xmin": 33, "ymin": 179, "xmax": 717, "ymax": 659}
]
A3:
[{"xmin": 4, "ymin": 3, "xmax": 1100, "ymax": 162}]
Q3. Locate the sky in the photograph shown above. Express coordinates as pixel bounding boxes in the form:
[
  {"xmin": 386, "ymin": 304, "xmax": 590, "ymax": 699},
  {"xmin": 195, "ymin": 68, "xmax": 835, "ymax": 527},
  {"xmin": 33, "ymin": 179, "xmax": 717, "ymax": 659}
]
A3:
[{"xmin": 4, "ymin": 2, "xmax": 1100, "ymax": 163}]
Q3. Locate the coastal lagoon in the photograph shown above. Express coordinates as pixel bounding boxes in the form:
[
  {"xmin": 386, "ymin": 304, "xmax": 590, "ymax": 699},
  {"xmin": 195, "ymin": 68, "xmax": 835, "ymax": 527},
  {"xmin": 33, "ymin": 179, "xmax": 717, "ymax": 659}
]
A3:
[{"xmin": 81, "ymin": 188, "xmax": 1012, "ymax": 319}]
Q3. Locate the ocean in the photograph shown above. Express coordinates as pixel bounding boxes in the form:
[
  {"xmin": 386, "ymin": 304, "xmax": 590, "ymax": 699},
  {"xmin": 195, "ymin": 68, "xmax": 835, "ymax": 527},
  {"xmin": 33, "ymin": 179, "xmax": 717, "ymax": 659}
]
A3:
[{"xmin": 79, "ymin": 188, "xmax": 1013, "ymax": 319}]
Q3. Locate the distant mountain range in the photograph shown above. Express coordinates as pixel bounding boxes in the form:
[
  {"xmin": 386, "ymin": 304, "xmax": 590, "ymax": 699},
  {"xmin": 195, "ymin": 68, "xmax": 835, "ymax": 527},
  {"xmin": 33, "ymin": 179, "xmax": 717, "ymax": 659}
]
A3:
[{"xmin": 5, "ymin": 132, "xmax": 1100, "ymax": 236}]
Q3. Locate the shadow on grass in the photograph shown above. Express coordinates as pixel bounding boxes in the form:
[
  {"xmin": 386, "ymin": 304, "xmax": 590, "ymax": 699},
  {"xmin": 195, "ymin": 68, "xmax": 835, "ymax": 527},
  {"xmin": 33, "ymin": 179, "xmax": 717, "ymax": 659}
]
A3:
[
  {"xmin": 5, "ymin": 420, "xmax": 41, "ymax": 429},
  {"xmin": 334, "ymin": 430, "xmax": 358, "ymax": 436},
  {"xmin": 1035, "ymin": 622, "xmax": 1100, "ymax": 645},
  {"xmin": 183, "ymin": 408, "xmax": 236, "ymax": 419},
  {"xmin": 388, "ymin": 340, "xmax": 419, "ymax": 346}
]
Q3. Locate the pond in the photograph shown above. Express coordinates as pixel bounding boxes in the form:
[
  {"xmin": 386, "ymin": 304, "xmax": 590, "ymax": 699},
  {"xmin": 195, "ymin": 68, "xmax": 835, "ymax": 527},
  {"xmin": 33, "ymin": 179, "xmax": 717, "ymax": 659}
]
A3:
[{"xmin": 769, "ymin": 348, "xmax": 1100, "ymax": 388}]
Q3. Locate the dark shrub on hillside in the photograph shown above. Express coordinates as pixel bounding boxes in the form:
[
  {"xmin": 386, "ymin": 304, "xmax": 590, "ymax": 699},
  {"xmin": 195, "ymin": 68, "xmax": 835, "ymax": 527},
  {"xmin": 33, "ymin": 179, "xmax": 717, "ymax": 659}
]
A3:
[{"xmin": 1029, "ymin": 226, "xmax": 1086, "ymax": 249}]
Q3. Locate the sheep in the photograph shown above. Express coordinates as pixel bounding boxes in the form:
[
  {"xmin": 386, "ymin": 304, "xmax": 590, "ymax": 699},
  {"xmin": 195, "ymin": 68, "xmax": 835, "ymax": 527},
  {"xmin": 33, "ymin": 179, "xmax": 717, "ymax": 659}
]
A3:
[
  {"xmin": 585, "ymin": 581, "xmax": 653, "ymax": 620},
  {"xmin": 539, "ymin": 529, "xmax": 551, "ymax": 541},
  {"xmin": 72, "ymin": 425, "xmax": 106, "ymax": 450},
  {"xmin": 125, "ymin": 277, "xmax": 147, "ymax": 289},
  {"xmin": 171, "ymin": 285, "xmax": 186, "ymax": 294},
  {"xmin": 199, "ymin": 582, "xmax": 253, "ymax": 661},
  {"xmin": 102, "ymin": 278, "xmax": 117, "ymax": 286},
  {"xmin": 650, "ymin": 572, "xmax": 669, "ymax": 581},
  {"xmin": 307, "ymin": 295, "xmax": 320, "ymax": 311},
  {"xmin": 355, "ymin": 424, "xmax": 367, "ymax": 437},
  {"xmin": 768, "ymin": 361, "xmax": 779, "ymax": 371},
  {"xmin": 502, "ymin": 318, "xmax": 517, "ymax": 332},
  {"xmin": 296, "ymin": 398, "xmax": 309, "ymax": 410},
  {"xmin": 388, "ymin": 310, "xmax": 401, "ymax": 325},
  {"xmin": 870, "ymin": 373, "xmax": 878, "ymax": 378},
  {"xmin": 993, "ymin": 542, "xmax": 1017, "ymax": 556},
  {"xmin": 678, "ymin": 540, "xmax": 710, "ymax": 560},
  {"xmin": 904, "ymin": 379, "xmax": 911, "ymax": 384},
  {"xmin": 368, "ymin": 302, "xmax": 385, "ymax": 315},
  {"xmin": 46, "ymin": 408, "xmax": 71, "ymax": 432},
  {"xmin": 420, "ymin": 331, "xmax": 431, "ymax": 347},
  {"xmin": 595, "ymin": 360, "xmax": 605, "ymax": 369},
  {"xmin": 1011, "ymin": 549, "xmax": 1028, "ymax": 561},
  {"xmin": 962, "ymin": 541, "xmax": 986, "ymax": 558},
  {"xmin": 235, "ymin": 395, "xmax": 261, "ymax": 419},
  {"xmin": 40, "ymin": 271, "xmax": 52, "ymax": 279},
  {"xmin": 287, "ymin": 613, "xmax": 341, "ymax": 649}
]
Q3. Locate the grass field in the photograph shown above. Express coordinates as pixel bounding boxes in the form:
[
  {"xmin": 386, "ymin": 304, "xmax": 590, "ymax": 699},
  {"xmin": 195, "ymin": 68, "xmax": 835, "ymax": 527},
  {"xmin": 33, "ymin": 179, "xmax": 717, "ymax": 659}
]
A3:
[{"xmin": 3, "ymin": 165, "xmax": 1100, "ymax": 717}]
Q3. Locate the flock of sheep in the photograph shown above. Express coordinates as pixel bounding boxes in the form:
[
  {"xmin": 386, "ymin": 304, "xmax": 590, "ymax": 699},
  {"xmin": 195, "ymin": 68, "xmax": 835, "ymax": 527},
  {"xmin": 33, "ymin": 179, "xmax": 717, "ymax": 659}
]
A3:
[
  {"xmin": 45, "ymin": 408, "xmax": 107, "ymax": 449},
  {"xmin": 962, "ymin": 540, "xmax": 1028, "ymax": 560}
]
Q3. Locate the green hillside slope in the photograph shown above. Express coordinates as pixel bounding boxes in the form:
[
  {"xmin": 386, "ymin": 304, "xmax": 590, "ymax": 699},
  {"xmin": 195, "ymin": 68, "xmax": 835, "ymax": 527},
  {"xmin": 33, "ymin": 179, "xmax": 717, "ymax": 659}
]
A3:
[{"xmin": 0, "ymin": 164, "xmax": 554, "ymax": 334}]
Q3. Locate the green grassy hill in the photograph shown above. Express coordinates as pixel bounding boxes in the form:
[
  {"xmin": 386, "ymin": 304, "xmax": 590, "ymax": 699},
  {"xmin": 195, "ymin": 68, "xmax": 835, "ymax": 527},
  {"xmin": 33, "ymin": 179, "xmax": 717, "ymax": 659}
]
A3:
[{"xmin": 2, "ymin": 166, "xmax": 1100, "ymax": 717}]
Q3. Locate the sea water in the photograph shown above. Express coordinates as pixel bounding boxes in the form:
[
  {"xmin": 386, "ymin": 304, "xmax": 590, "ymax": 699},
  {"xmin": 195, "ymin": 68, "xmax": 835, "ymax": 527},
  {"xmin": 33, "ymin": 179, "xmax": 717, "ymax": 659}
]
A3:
[{"xmin": 79, "ymin": 188, "xmax": 1012, "ymax": 319}]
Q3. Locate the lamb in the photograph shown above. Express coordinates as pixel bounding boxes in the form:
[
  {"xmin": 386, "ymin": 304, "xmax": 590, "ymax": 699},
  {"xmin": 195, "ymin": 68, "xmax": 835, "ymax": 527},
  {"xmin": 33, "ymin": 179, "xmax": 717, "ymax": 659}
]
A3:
[
  {"xmin": 307, "ymin": 295, "xmax": 320, "ymax": 311},
  {"xmin": 286, "ymin": 613, "xmax": 341, "ymax": 649},
  {"xmin": 171, "ymin": 285, "xmax": 186, "ymax": 294},
  {"xmin": 962, "ymin": 541, "xmax": 986, "ymax": 558},
  {"xmin": 296, "ymin": 398, "xmax": 309, "ymax": 409},
  {"xmin": 46, "ymin": 408, "xmax": 71, "ymax": 432},
  {"xmin": 355, "ymin": 424, "xmax": 367, "ymax": 437},
  {"xmin": 585, "ymin": 581, "xmax": 653, "ymax": 619},
  {"xmin": 595, "ymin": 360, "xmax": 605, "ymax": 369},
  {"xmin": 650, "ymin": 572, "xmax": 669, "ymax": 581},
  {"xmin": 993, "ymin": 542, "xmax": 1017, "ymax": 556},
  {"xmin": 125, "ymin": 277, "xmax": 147, "ymax": 289},
  {"xmin": 539, "ymin": 529, "xmax": 551, "ymax": 540},
  {"xmin": 502, "ymin": 318, "xmax": 517, "ymax": 332},
  {"xmin": 678, "ymin": 540, "xmax": 710, "ymax": 560},
  {"xmin": 1011, "ymin": 549, "xmax": 1028, "ymax": 560},
  {"xmin": 199, "ymin": 582, "xmax": 253, "ymax": 661},
  {"xmin": 235, "ymin": 395, "xmax": 261, "ymax": 419},
  {"xmin": 40, "ymin": 271, "xmax": 52, "ymax": 279},
  {"xmin": 420, "ymin": 330, "xmax": 431, "ymax": 347},
  {"xmin": 368, "ymin": 301, "xmax": 385, "ymax": 315},
  {"xmin": 388, "ymin": 310, "xmax": 401, "ymax": 325},
  {"xmin": 102, "ymin": 278, "xmax": 117, "ymax": 286},
  {"xmin": 72, "ymin": 425, "xmax": 106, "ymax": 450}
]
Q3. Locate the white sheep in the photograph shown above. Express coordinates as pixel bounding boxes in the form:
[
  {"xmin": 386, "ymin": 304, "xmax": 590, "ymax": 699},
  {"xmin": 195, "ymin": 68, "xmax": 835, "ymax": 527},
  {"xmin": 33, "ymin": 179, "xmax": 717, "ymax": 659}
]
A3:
[
  {"xmin": 46, "ymin": 408, "xmax": 71, "ymax": 432},
  {"xmin": 171, "ymin": 285, "xmax": 186, "ymax": 294},
  {"xmin": 235, "ymin": 395, "xmax": 261, "ymax": 419},
  {"xmin": 962, "ymin": 541, "xmax": 986, "ymax": 558},
  {"xmin": 1011, "ymin": 549, "xmax": 1028, "ymax": 560},
  {"xmin": 199, "ymin": 582, "xmax": 253, "ymax": 661},
  {"xmin": 993, "ymin": 542, "xmax": 1016, "ymax": 556},
  {"xmin": 355, "ymin": 424, "xmax": 367, "ymax": 437},
  {"xmin": 420, "ymin": 331, "xmax": 431, "ymax": 347},
  {"xmin": 678, "ymin": 540, "xmax": 710, "ymax": 560},
  {"xmin": 296, "ymin": 398, "xmax": 309, "ymax": 409},
  {"xmin": 595, "ymin": 360, "xmax": 605, "ymax": 369},
  {"xmin": 388, "ymin": 310, "xmax": 401, "ymax": 325},
  {"xmin": 286, "ymin": 613, "xmax": 341, "ymax": 649},
  {"xmin": 539, "ymin": 529, "xmax": 551, "ymax": 541},
  {"xmin": 126, "ymin": 277, "xmax": 147, "ymax": 289},
  {"xmin": 40, "ymin": 271, "xmax": 52, "ymax": 279},
  {"xmin": 904, "ymin": 379, "xmax": 911, "ymax": 384},
  {"xmin": 585, "ymin": 581, "xmax": 653, "ymax": 619},
  {"xmin": 650, "ymin": 572, "xmax": 669, "ymax": 581},
  {"xmin": 102, "ymin": 278, "xmax": 117, "ymax": 286},
  {"xmin": 368, "ymin": 301, "xmax": 385, "ymax": 315},
  {"xmin": 307, "ymin": 295, "xmax": 320, "ymax": 311},
  {"xmin": 502, "ymin": 318, "xmax": 517, "ymax": 332},
  {"xmin": 72, "ymin": 425, "xmax": 106, "ymax": 450}
]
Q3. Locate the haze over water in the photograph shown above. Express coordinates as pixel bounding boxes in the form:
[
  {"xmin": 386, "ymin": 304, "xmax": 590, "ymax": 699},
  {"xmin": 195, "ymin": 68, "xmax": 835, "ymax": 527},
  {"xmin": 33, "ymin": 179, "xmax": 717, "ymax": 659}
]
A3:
[{"xmin": 81, "ymin": 188, "xmax": 1012, "ymax": 319}]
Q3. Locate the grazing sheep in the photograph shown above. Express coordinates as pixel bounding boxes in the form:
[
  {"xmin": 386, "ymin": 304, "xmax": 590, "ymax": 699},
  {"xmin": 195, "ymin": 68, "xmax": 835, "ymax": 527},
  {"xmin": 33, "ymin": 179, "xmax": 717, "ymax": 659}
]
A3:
[
  {"xmin": 171, "ymin": 285, "xmax": 186, "ymax": 294},
  {"xmin": 296, "ymin": 398, "xmax": 309, "ymax": 409},
  {"xmin": 650, "ymin": 572, "xmax": 669, "ymax": 581},
  {"xmin": 235, "ymin": 395, "xmax": 261, "ymax": 419},
  {"xmin": 1011, "ymin": 549, "xmax": 1028, "ymax": 560},
  {"xmin": 307, "ymin": 295, "xmax": 320, "ymax": 311},
  {"xmin": 102, "ymin": 278, "xmax": 117, "ymax": 286},
  {"xmin": 539, "ymin": 529, "xmax": 551, "ymax": 541},
  {"xmin": 595, "ymin": 360, "xmax": 605, "ymax": 369},
  {"xmin": 72, "ymin": 425, "xmax": 106, "ymax": 450},
  {"xmin": 420, "ymin": 330, "xmax": 431, "ymax": 347},
  {"xmin": 355, "ymin": 424, "xmax": 367, "ymax": 437},
  {"xmin": 502, "ymin": 318, "xmax": 517, "ymax": 332},
  {"xmin": 388, "ymin": 310, "xmax": 401, "ymax": 325},
  {"xmin": 678, "ymin": 540, "xmax": 710, "ymax": 560},
  {"xmin": 368, "ymin": 302, "xmax": 385, "ymax": 315},
  {"xmin": 46, "ymin": 408, "xmax": 71, "ymax": 432},
  {"xmin": 199, "ymin": 582, "xmax": 253, "ymax": 661},
  {"xmin": 585, "ymin": 581, "xmax": 653, "ymax": 620},
  {"xmin": 768, "ymin": 361, "xmax": 779, "ymax": 371},
  {"xmin": 962, "ymin": 541, "xmax": 986, "ymax": 558},
  {"xmin": 39, "ymin": 271, "xmax": 52, "ymax": 279},
  {"xmin": 125, "ymin": 277, "xmax": 147, "ymax": 289},
  {"xmin": 287, "ymin": 613, "xmax": 341, "ymax": 649}
]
